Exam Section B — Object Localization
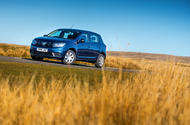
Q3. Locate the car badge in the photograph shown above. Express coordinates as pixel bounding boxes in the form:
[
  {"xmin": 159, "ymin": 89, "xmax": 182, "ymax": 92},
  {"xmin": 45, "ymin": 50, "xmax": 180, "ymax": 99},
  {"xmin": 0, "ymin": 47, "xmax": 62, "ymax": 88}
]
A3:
[{"xmin": 42, "ymin": 42, "xmax": 47, "ymax": 46}]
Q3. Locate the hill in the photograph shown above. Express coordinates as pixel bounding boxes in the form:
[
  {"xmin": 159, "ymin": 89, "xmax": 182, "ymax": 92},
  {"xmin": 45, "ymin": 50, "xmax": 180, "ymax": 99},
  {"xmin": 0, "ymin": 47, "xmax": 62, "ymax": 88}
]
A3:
[
  {"xmin": 108, "ymin": 51, "xmax": 190, "ymax": 64},
  {"xmin": 0, "ymin": 43, "xmax": 190, "ymax": 69}
]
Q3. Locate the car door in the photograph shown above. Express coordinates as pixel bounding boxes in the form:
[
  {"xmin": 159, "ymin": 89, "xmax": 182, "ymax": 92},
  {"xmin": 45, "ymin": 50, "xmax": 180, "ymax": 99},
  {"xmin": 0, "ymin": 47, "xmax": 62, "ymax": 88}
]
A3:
[
  {"xmin": 89, "ymin": 34, "xmax": 100, "ymax": 58},
  {"xmin": 76, "ymin": 33, "xmax": 91, "ymax": 58}
]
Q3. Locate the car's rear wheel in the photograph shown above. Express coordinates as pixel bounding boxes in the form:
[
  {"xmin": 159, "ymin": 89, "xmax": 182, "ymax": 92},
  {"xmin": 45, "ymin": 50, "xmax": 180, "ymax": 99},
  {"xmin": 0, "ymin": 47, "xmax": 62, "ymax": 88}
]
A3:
[
  {"xmin": 62, "ymin": 50, "xmax": 76, "ymax": 65},
  {"xmin": 95, "ymin": 54, "xmax": 105, "ymax": 68},
  {"xmin": 31, "ymin": 56, "xmax": 43, "ymax": 61}
]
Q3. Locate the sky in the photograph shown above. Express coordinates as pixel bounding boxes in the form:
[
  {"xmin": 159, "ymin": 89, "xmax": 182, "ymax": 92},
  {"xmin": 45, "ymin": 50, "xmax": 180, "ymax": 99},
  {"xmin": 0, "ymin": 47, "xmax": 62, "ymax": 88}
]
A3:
[{"xmin": 0, "ymin": 0, "xmax": 189, "ymax": 56}]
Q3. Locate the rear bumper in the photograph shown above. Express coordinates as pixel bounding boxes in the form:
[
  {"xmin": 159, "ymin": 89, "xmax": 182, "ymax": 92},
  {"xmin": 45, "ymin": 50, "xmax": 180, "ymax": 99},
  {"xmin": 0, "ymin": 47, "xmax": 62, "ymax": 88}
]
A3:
[{"xmin": 30, "ymin": 46, "xmax": 67, "ymax": 59}]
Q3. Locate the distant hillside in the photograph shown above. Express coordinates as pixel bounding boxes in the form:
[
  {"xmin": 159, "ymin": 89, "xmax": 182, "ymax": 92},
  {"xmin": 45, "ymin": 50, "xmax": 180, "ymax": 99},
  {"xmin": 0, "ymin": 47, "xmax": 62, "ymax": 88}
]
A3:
[
  {"xmin": 107, "ymin": 51, "xmax": 190, "ymax": 64},
  {"xmin": 0, "ymin": 43, "xmax": 190, "ymax": 64}
]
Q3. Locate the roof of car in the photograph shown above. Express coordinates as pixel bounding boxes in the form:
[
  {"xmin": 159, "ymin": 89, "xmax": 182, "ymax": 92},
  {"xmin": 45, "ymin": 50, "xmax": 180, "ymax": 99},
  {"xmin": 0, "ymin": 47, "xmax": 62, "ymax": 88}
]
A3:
[{"xmin": 57, "ymin": 28, "xmax": 100, "ymax": 36}]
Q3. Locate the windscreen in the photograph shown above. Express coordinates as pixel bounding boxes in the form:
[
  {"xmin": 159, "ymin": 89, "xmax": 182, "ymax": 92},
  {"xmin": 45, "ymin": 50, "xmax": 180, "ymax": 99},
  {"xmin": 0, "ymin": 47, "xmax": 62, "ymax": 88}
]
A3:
[{"xmin": 47, "ymin": 30, "xmax": 81, "ymax": 40}]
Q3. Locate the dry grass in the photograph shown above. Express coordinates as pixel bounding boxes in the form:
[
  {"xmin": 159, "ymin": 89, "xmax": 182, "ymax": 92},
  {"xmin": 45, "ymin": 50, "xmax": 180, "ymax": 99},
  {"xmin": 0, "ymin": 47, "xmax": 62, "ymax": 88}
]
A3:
[
  {"xmin": 0, "ymin": 63, "xmax": 190, "ymax": 125},
  {"xmin": 1, "ymin": 43, "xmax": 190, "ymax": 124},
  {"xmin": 105, "ymin": 56, "xmax": 141, "ymax": 69},
  {"xmin": 0, "ymin": 43, "xmax": 30, "ymax": 58}
]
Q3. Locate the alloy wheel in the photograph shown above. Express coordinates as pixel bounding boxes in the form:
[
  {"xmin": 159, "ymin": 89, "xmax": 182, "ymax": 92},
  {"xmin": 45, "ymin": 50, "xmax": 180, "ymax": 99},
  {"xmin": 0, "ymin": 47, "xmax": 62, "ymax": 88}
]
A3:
[{"xmin": 63, "ymin": 50, "xmax": 76, "ymax": 64}]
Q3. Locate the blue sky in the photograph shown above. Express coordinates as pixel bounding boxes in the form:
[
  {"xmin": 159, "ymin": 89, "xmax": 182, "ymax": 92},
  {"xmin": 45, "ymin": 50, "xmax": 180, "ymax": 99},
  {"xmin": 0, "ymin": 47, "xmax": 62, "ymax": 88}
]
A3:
[{"xmin": 0, "ymin": 0, "xmax": 189, "ymax": 56}]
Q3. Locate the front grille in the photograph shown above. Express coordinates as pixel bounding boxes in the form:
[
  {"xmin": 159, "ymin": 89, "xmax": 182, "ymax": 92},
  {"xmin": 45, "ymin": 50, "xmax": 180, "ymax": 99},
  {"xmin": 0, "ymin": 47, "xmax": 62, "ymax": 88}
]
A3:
[{"xmin": 35, "ymin": 41, "xmax": 53, "ymax": 48}]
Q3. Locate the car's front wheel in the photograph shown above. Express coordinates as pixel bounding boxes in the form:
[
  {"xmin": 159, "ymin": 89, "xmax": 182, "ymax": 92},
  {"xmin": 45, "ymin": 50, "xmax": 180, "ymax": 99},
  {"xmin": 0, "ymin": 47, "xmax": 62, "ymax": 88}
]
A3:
[
  {"xmin": 62, "ymin": 50, "xmax": 76, "ymax": 65},
  {"xmin": 95, "ymin": 54, "xmax": 105, "ymax": 68}
]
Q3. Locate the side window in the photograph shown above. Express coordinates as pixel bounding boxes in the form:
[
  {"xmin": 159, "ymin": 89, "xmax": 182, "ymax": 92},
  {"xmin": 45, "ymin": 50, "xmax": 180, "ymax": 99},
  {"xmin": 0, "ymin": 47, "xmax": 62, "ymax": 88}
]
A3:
[
  {"xmin": 81, "ymin": 34, "xmax": 89, "ymax": 43},
  {"xmin": 90, "ymin": 34, "xmax": 99, "ymax": 43},
  {"xmin": 63, "ymin": 32, "xmax": 74, "ymax": 39}
]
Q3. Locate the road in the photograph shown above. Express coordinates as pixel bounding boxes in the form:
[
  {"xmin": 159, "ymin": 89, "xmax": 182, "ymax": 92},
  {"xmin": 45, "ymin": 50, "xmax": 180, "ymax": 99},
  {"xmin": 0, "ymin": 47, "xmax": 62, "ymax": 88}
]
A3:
[{"xmin": 0, "ymin": 56, "xmax": 140, "ymax": 72}]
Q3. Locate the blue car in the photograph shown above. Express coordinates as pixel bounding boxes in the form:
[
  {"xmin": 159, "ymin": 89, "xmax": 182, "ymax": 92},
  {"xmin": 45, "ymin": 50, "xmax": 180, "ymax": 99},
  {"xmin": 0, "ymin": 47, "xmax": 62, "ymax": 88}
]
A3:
[{"xmin": 30, "ymin": 29, "xmax": 106, "ymax": 68}]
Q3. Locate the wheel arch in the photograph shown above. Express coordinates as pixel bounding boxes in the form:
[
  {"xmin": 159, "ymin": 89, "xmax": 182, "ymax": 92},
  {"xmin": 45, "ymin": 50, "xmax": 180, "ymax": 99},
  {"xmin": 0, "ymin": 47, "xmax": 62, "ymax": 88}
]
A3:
[
  {"xmin": 100, "ymin": 52, "xmax": 106, "ymax": 59},
  {"xmin": 68, "ymin": 48, "xmax": 77, "ymax": 54}
]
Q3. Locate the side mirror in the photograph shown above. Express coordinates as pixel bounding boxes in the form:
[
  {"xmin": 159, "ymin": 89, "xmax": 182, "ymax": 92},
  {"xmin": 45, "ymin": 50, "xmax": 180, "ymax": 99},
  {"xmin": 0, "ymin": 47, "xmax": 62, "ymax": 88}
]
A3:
[
  {"xmin": 80, "ymin": 39, "xmax": 85, "ymax": 43},
  {"xmin": 43, "ymin": 34, "xmax": 48, "ymax": 37}
]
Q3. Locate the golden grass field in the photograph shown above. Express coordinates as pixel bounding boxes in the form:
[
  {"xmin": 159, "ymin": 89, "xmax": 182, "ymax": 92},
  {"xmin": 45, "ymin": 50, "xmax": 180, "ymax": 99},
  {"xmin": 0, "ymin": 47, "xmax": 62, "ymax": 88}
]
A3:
[{"xmin": 0, "ymin": 43, "xmax": 190, "ymax": 125}]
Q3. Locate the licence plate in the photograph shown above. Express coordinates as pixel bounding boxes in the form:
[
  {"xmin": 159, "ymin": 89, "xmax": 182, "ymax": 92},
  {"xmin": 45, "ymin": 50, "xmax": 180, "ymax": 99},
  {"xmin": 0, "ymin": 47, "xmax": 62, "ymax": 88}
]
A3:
[{"xmin": 37, "ymin": 48, "xmax": 48, "ymax": 52}]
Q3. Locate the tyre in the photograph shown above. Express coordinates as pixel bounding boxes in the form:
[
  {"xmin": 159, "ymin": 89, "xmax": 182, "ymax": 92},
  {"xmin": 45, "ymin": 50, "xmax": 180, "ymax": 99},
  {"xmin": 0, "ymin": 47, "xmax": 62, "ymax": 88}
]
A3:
[
  {"xmin": 31, "ymin": 56, "xmax": 43, "ymax": 61},
  {"xmin": 95, "ymin": 54, "xmax": 105, "ymax": 68},
  {"xmin": 62, "ymin": 50, "xmax": 76, "ymax": 65}
]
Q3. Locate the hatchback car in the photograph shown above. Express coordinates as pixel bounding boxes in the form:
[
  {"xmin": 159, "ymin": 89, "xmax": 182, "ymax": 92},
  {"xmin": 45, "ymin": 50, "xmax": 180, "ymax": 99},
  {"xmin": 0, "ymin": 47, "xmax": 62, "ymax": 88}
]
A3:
[{"xmin": 30, "ymin": 29, "xmax": 106, "ymax": 68}]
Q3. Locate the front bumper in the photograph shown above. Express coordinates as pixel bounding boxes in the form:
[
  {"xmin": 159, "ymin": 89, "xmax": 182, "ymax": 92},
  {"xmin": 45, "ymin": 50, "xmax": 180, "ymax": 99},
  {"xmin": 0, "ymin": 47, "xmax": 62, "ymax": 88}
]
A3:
[{"xmin": 30, "ymin": 46, "xmax": 66, "ymax": 59}]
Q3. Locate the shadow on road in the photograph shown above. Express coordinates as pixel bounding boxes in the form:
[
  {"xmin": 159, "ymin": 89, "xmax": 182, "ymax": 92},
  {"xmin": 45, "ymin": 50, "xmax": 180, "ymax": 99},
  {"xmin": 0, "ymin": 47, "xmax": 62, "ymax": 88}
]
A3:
[
  {"xmin": 0, "ymin": 56, "xmax": 140, "ymax": 72},
  {"xmin": 22, "ymin": 58, "xmax": 96, "ymax": 68}
]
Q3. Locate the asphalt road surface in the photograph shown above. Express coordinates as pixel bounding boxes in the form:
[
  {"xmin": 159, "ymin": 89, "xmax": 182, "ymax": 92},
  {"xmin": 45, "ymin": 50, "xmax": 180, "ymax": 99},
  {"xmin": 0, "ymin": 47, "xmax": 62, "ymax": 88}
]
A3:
[{"xmin": 0, "ymin": 56, "xmax": 140, "ymax": 72}]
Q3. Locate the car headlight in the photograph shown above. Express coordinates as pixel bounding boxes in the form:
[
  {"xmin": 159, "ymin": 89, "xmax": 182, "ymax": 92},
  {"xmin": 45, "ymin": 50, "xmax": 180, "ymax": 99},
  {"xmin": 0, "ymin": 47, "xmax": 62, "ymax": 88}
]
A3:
[
  {"xmin": 53, "ymin": 43, "xmax": 66, "ymax": 47},
  {"xmin": 32, "ymin": 40, "xmax": 37, "ymax": 45}
]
